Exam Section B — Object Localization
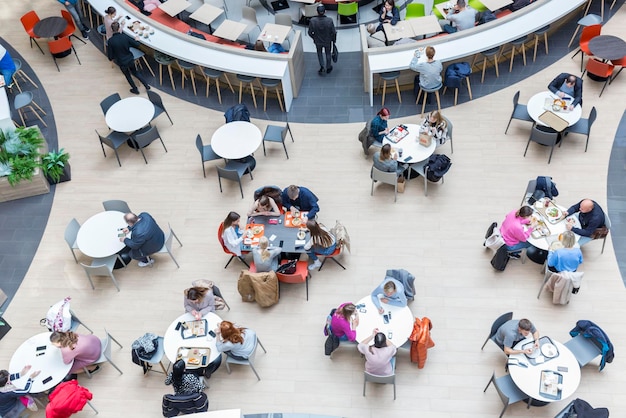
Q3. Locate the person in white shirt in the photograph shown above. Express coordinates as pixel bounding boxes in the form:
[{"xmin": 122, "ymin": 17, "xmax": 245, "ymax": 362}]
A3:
[{"xmin": 221, "ymin": 211, "xmax": 243, "ymax": 256}]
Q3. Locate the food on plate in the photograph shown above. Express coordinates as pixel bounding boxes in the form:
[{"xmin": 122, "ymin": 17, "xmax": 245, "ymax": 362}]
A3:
[
  {"xmin": 546, "ymin": 207, "xmax": 560, "ymax": 218},
  {"xmin": 187, "ymin": 357, "xmax": 200, "ymax": 365},
  {"xmin": 297, "ymin": 230, "xmax": 306, "ymax": 240},
  {"xmin": 252, "ymin": 226, "xmax": 263, "ymax": 235},
  {"xmin": 552, "ymin": 99, "xmax": 566, "ymax": 110},
  {"xmin": 291, "ymin": 217, "xmax": 302, "ymax": 226},
  {"xmin": 246, "ymin": 229, "xmax": 254, "ymax": 238}
]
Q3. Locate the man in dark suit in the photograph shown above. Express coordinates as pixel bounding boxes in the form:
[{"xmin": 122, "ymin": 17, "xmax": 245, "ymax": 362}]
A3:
[
  {"xmin": 107, "ymin": 21, "xmax": 150, "ymax": 94},
  {"xmin": 308, "ymin": 5, "xmax": 336, "ymax": 75},
  {"xmin": 548, "ymin": 73, "xmax": 583, "ymax": 110},
  {"xmin": 565, "ymin": 199, "xmax": 606, "ymax": 246},
  {"xmin": 120, "ymin": 212, "xmax": 165, "ymax": 267}
]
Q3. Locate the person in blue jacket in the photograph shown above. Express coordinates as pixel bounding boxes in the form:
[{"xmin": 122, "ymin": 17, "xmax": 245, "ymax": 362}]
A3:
[
  {"xmin": 281, "ymin": 185, "xmax": 320, "ymax": 219},
  {"xmin": 564, "ymin": 199, "xmax": 605, "ymax": 246},
  {"xmin": 0, "ymin": 45, "xmax": 16, "ymax": 88},
  {"xmin": 370, "ymin": 278, "xmax": 406, "ymax": 314},
  {"xmin": 0, "ymin": 365, "xmax": 40, "ymax": 418},
  {"xmin": 120, "ymin": 212, "xmax": 165, "ymax": 267}
]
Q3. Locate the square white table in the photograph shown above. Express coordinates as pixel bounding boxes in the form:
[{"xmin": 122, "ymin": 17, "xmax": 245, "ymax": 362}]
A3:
[
  {"xmin": 189, "ymin": 3, "xmax": 223, "ymax": 25},
  {"xmin": 409, "ymin": 15, "xmax": 443, "ymax": 37},
  {"xmin": 258, "ymin": 23, "xmax": 291, "ymax": 44},
  {"xmin": 159, "ymin": 0, "xmax": 192, "ymax": 17},
  {"xmin": 213, "ymin": 20, "xmax": 248, "ymax": 41},
  {"xmin": 383, "ymin": 22, "xmax": 415, "ymax": 42},
  {"xmin": 479, "ymin": 0, "xmax": 513, "ymax": 11}
]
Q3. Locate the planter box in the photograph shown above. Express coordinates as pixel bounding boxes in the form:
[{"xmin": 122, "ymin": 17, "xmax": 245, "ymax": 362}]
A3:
[{"xmin": 0, "ymin": 318, "xmax": 11, "ymax": 341}]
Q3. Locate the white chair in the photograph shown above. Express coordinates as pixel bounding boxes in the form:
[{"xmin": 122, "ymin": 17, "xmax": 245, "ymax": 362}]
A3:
[
  {"xmin": 483, "ymin": 371, "xmax": 530, "ymax": 417},
  {"xmin": 64, "ymin": 218, "xmax": 81, "ymax": 263},
  {"xmin": 155, "ymin": 223, "xmax": 183, "ymax": 268},
  {"xmin": 69, "ymin": 309, "xmax": 93, "ymax": 334},
  {"xmin": 80, "ymin": 255, "xmax": 124, "ymax": 292},
  {"xmin": 442, "ymin": 115, "xmax": 453, "ymax": 154},
  {"xmin": 371, "ymin": 166, "xmax": 398, "ymax": 202},
  {"xmin": 84, "ymin": 328, "xmax": 124, "ymax": 378},
  {"xmin": 239, "ymin": 6, "xmax": 261, "ymax": 43},
  {"xmin": 363, "ymin": 362, "xmax": 396, "ymax": 400},
  {"xmin": 224, "ymin": 336, "xmax": 267, "ymax": 380}
]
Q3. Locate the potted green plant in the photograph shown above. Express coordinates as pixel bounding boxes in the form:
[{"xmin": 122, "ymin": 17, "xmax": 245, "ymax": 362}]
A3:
[{"xmin": 41, "ymin": 148, "xmax": 71, "ymax": 184}]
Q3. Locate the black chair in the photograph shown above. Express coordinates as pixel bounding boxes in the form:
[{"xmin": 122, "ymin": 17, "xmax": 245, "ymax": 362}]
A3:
[
  {"xmin": 217, "ymin": 161, "xmax": 253, "ymax": 199},
  {"xmin": 524, "ymin": 125, "xmax": 559, "ymax": 164},
  {"xmin": 132, "ymin": 126, "xmax": 168, "ymax": 164},
  {"xmin": 262, "ymin": 123, "xmax": 294, "ymax": 159},
  {"xmin": 96, "ymin": 129, "xmax": 129, "ymax": 167},
  {"xmin": 195, "ymin": 134, "xmax": 221, "ymax": 177},
  {"xmin": 481, "ymin": 312, "xmax": 513, "ymax": 351},
  {"xmin": 505, "ymin": 91, "xmax": 533, "ymax": 134},
  {"xmin": 147, "ymin": 91, "xmax": 173, "ymax": 125},
  {"xmin": 563, "ymin": 106, "xmax": 596, "ymax": 152},
  {"xmin": 100, "ymin": 93, "xmax": 121, "ymax": 116}
]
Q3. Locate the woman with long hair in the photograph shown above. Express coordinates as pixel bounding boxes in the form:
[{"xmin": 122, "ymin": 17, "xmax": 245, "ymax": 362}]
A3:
[
  {"xmin": 248, "ymin": 195, "xmax": 281, "ymax": 217},
  {"xmin": 49, "ymin": 331, "xmax": 101, "ymax": 374},
  {"xmin": 215, "ymin": 321, "xmax": 257, "ymax": 360},
  {"xmin": 357, "ymin": 329, "xmax": 397, "ymax": 376},
  {"xmin": 373, "ymin": 144, "xmax": 404, "ymax": 176},
  {"xmin": 330, "ymin": 303, "xmax": 359, "ymax": 341},
  {"xmin": 369, "ymin": 107, "xmax": 391, "ymax": 143},
  {"xmin": 420, "ymin": 110, "xmax": 448, "ymax": 147},
  {"xmin": 547, "ymin": 231, "xmax": 583, "ymax": 272},
  {"xmin": 165, "ymin": 360, "xmax": 205, "ymax": 395},
  {"xmin": 501, "ymin": 206, "xmax": 536, "ymax": 256},
  {"xmin": 304, "ymin": 219, "xmax": 336, "ymax": 270},
  {"xmin": 184, "ymin": 284, "xmax": 216, "ymax": 319},
  {"xmin": 222, "ymin": 211, "xmax": 244, "ymax": 256},
  {"xmin": 252, "ymin": 236, "xmax": 282, "ymax": 272}
]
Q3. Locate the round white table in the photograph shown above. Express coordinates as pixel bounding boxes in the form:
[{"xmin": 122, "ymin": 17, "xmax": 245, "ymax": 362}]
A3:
[
  {"xmin": 76, "ymin": 211, "xmax": 128, "ymax": 258},
  {"xmin": 9, "ymin": 332, "xmax": 72, "ymax": 393},
  {"xmin": 526, "ymin": 200, "xmax": 580, "ymax": 251},
  {"xmin": 527, "ymin": 91, "xmax": 582, "ymax": 128},
  {"xmin": 382, "ymin": 123, "xmax": 436, "ymax": 165},
  {"xmin": 163, "ymin": 312, "xmax": 222, "ymax": 364},
  {"xmin": 105, "ymin": 97, "xmax": 155, "ymax": 133},
  {"xmin": 509, "ymin": 337, "xmax": 581, "ymax": 404},
  {"xmin": 354, "ymin": 295, "xmax": 414, "ymax": 348},
  {"xmin": 210, "ymin": 121, "xmax": 262, "ymax": 159}
]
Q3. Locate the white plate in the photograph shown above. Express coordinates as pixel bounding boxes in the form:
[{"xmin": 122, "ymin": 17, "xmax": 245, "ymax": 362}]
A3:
[{"xmin": 541, "ymin": 343, "xmax": 557, "ymax": 358}]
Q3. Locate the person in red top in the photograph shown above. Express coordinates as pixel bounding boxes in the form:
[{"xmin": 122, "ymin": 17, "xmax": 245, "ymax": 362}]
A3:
[{"xmin": 501, "ymin": 206, "xmax": 536, "ymax": 257}]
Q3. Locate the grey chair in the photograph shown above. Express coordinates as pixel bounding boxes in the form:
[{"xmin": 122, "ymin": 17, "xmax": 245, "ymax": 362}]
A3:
[
  {"xmin": 69, "ymin": 309, "xmax": 93, "ymax": 334},
  {"xmin": 96, "ymin": 129, "xmax": 129, "ymax": 167},
  {"xmin": 212, "ymin": 284, "xmax": 231, "ymax": 311},
  {"xmin": 239, "ymin": 6, "xmax": 261, "ymax": 43},
  {"xmin": 524, "ymin": 125, "xmax": 559, "ymax": 164},
  {"xmin": 224, "ymin": 336, "xmax": 267, "ymax": 380},
  {"xmin": 600, "ymin": 213, "xmax": 610, "ymax": 254},
  {"xmin": 563, "ymin": 107, "xmax": 596, "ymax": 152},
  {"xmin": 443, "ymin": 115, "xmax": 453, "ymax": 153},
  {"xmin": 371, "ymin": 166, "xmax": 398, "ymax": 202},
  {"xmin": 64, "ymin": 218, "xmax": 81, "ymax": 264},
  {"xmin": 505, "ymin": 91, "xmax": 533, "ymax": 134},
  {"xmin": 147, "ymin": 91, "xmax": 173, "ymax": 125},
  {"xmin": 155, "ymin": 223, "xmax": 183, "ymax": 268},
  {"xmin": 564, "ymin": 334, "xmax": 602, "ymax": 370},
  {"xmin": 195, "ymin": 134, "xmax": 221, "ymax": 177},
  {"xmin": 130, "ymin": 47, "xmax": 155, "ymax": 78},
  {"xmin": 409, "ymin": 162, "xmax": 445, "ymax": 197},
  {"xmin": 132, "ymin": 126, "xmax": 168, "ymax": 164},
  {"xmin": 10, "ymin": 58, "xmax": 39, "ymax": 93},
  {"xmin": 483, "ymin": 371, "xmax": 530, "ymax": 418},
  {"xmin": 363, "ymin": 363, "xmax": 396, "ymax": 400},
  {"xmin": 274, "ymin": 13, "xmax": 294, "ymax": 48},
  {"xmin": 14, "ymin": 91, "xmax": 47, "ymax": 127},
  {"xmin": 84, "ymin": 328, "xmax": 124, "ymax": 378},
  {"xmin": 100, "ymin": 93, "xmax": 121, "ymax": 116},
  {"xmin": 521, "ymin": 179, "xmax": 537, "ymax": 206},
  {"xmin": 136, "ymin": 335, "xmax": 168, "ymax": 374},
  {"xmin": 262, "ymin": 123, "xmax": 293, "ymax": 159},
  {"xmin": 481, "ymin": 312, "xmax": 513, "ymax": 351},
  {"xmin": 102, "ymin": 199, "xmax": 131, "ymax": 213},
  {"xmin": 201, "ymin": 68, "xmax": 234, "ymax": 104},
  {"xmin": 217, "ymin": 161, "xmax": 253, "ymax": 199},
  {"xmin": 80, "ymin": 255, "xmax": 123, "ymax": 292}
]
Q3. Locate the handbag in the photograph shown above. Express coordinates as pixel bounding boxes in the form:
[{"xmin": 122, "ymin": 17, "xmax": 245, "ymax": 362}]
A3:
[
  {"xmin": 276, "ymin": 259, "xmax": 297, "ymax": 274},
  {"xmin": 331, "ymin": 42, "xmax": 338, "ymax": 63}
]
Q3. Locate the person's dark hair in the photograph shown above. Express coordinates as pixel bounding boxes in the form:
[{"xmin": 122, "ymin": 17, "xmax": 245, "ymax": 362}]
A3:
[
  {"xmin": 516, "ymin": 206, "xmax": 533, "ymax": 218},
  {"xmin": 317, "ymin": 4, "xmax": 326, "ymax": 15},
  {"xmin": 377, "ymin": 107, "xmax": 390, "ymax": 117},
  {"xmin": 223, "ymin": 211, "xmax": 240, "ymax": 229},
  {"xmin": 374, "ymin": 332, "xmax": 387, "ymax": 348},
  {"xmin": 254, "ymin": 40, "xmax": 267, "ymax": 52},
  {"xmin": 306, "ymin": 219, "xmax": 334, "ymax": 248},
  {"xmin": 567, "ymin": 75, "xmax": 577, "ymax": 84},
  {"xmin": 171, "ymin": 359, "xmax": 185, "ymax": 389},
  {"xmin": 111, "ymin": 21, "xmax": 120, "ymax": 32},
  {"xmin": 380, "ymin": 144, "xmax": 392, "ymax": 161},
  {"xmin": 457, "ymin": 0, "xmax": 466, "ymax": 7},
  {"xmin": 0, "ymin": 370, "xmax": 9, "ymax": 387},
  {"xmin": 518, "ymin": 318, "xmax": 532, "ymax": 331},
  {"xmin": 385, "ymin": 0, "xmax": 395, "ymax": 7},
  {"xmin": 105, "ymin": 6, "xmax": 116, "ymax": 15},
  {"xmin": 187, "ymin": 287, "xmax": 208, "ymax": 302},
  {"xmin": 254, "ymin": 186, "xmax": 282, "ymax": 207}
]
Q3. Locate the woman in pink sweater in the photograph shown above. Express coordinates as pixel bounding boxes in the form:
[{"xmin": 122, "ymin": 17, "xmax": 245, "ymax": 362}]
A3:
[
  {"xmin": 501, "ymin": 206, "xmax": 535, "ymax": 255},
  {"xmin": 331, "ymin": 303, "xmax": 359, "ymax": 341},
  {"xmin": 50, "ymin": 331, "xmax": 101, "ymax": 374}
]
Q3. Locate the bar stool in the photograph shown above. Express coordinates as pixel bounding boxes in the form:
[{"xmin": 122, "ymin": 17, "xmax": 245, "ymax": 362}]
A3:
[
  {"xmin": 237, "ymin": 74, "xmax": 258, "ymax": 108},
  {"xmin": 131, "ymin": 47, "xmax": 155, "ymax": 78},
  {"xmin": 177, "ymin": 60, "xmax": 197, "ymax": 96},
  {"xmin": 507, "ymin": 36, "xmax": 527, "ymax": 72},
  {"xmin": 533, "ymin": 25, "xmax": 550, "ymax": 62},
  {"xmin": 154, "ymin": 52, "xmax": 176, "ymax": 91},
  {"xmin": 14, "ymin": 91, "xmax": 47, "ymax": 128},
  {"xmin": 260, "ymin": 78, "xmax": 284, "ymax": 112},
  {"xmin": 377, "ymin": 71, "xmax": 401, "ymax": 106},
  {"xmin": 416, "ymin": 84, "xmax": 441, "ymax": 117},
  {"xmin": 568, "ymin": 14, "xmax": 602, "ymax": 48},
  {"xmin": 471, "ymin": 47, "xmax": 500, "ymax": 83},
  {"xmin": 201, "ymin": 68, "xmax": 234, "ymax": 103},
  {"xmin": 10, "ymin": 59, "xmax": 38, "ymax": 93}
]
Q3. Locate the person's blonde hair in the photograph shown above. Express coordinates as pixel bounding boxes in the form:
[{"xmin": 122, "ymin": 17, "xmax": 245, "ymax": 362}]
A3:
[
  {"xmin": 428, "ymin": 110, "xmax": 445, "ymax": 127},
  {"xmin": 561, "ymin": 231, "xmax": 576, "ymax": 248},
  {"xmin": 259, "ymin": 236, "xmax": 270, "ymax": 261},
  {"xmin": 50, "ymin": 331, "xmax": 78, "ymax": 349},
  {"xmin": 380, "ymin": 144, "xmax": 392, "ymax": 161}
]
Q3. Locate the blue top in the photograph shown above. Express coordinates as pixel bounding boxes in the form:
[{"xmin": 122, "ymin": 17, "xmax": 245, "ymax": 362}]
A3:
[
  {"xmin": 369, "ymin": 115, "xmax": 388, "ymax": 143},
  {"xmin": 124, "ymin": 212, "xmax": 165, "ymax": 256},
  {"xmin": 547, "ymin": 247, "xmax": 583, "ymax": 272},
  {"xmin": 566, "ymin": 200, "xmax": 605, "ymax": 237},
  {"xmin": 216, "ymin": 328, "xmax": 257, "ymax": 358},
  {"xmin": 0, "ymin": 375, "xmax": 33, "ymax": 416},
  {"xmin": 281, "ymin": 186, "xmax": 320, "ymax": 218},
  {"xmin": 370, "ymin": 278, "xmax": 406, "ymax": 311}
]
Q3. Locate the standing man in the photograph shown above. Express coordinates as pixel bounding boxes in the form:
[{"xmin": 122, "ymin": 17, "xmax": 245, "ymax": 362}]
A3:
[
  {"xmin": 57, "ymin": 0, "xmax": 91, "ymax": 39},
  {"xmin": 308, "ymin": 5, "xmax": 336, "ymax": 75},
  {"xmin": 107, "ymin": 22, "xmax": 151, "ymax": 95},
  {"xmin": 494, "ymin": 318, "xmax": 540, "ymax": 355},
  {"xmin": 119, "ymin": 212, "xmax": 165, "ymax": 267}
]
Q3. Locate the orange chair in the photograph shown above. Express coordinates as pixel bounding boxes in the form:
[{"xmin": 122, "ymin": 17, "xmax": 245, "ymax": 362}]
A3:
[
  {"xmin": 276, "ymin": 260, "xmax": 310, "ymax": 300},
  {"xmin": 609, "ymin": 56, "xmax": 625, "ymax": 85},
  {"xmin": 572, "ymin": 24, "xmax": 601, "ymax": 72},
  {"xmin": 318, "ymin": 245, "xmax": 346, "ymax": 271},
  {"xmin": 48, "ymin": 37, "xmax": 81, "ymax": 72},
  {"xmin": 20, "ymin": 10, "xmax": 44, "ymax": 55},
  {"xmin": 582, "ymin": 58, "xmax": 614, "ymax": 97},
  {"xmin": 59, "ymin": 9, "xmax": 86, "ymax": 45},
  {"xmin": 217, "ymin": 222, "xmax": 249, "ymax": 268}
]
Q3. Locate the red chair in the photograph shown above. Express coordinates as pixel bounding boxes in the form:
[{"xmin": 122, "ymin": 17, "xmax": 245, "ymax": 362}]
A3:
[
  {"xmin": 48, "ymin": 37, "xmax": 81, "ymax": 72},
  {"xmin": 582, "ymin": 58, "xmax": 614, "ymax": 97},
  {"xmin": 275, "ymin": 260, "xmax": 310, "ymax": 300},
  {"xmin": 217, "ymin": 222, "xmax": 249, "ymax": 268},
  {"xmin": 572, "ymin": 24, "xmax": 601, "ymax": 72},
  {"xmin": 59, "ymin": 9, "xmax": 86, "ymax": 45},
  {"xmin": 609, "ymin": 56, "xmax": 625, "ymax": 85},
  {"xmin": 318, "ymin": 245, "xmax": 346, "ymax": 271},
  {"xmin": 20, "ymin": 10, "xmax": 44, "ymax": 55}
]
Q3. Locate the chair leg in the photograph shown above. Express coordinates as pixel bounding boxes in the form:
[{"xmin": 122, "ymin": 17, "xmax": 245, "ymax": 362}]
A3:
[
  {"xmin": 87, "ymin": 400, "xmax": 98, "ymax": 414},
  {"xmin": 276, "ymin": 87, "xmax": 284, "ymax": 112},
  {"xmin": 568, "ymin": 25, "xmax": 580, "ymax": 48},
  {"xmin": 224, "ymin": 255, "xmax": 235, "ymax": 268},
  {"xmin": 249, "ymin": 82, "xmax": 257, "ymax": 108},
  {"xmin": 141, "ymin": 56, "xmax": 155, "ymax": 77},
  {"xmin": 167, "ymin": 65, "xmax": 175, "ymax": 91},
  {"xmin": 394, "ymin": 79, "xmax": 401, "ymax": 103},
  {"xmin": 381, "ymin": 80, "xmax": 387, "ymax": 106}
]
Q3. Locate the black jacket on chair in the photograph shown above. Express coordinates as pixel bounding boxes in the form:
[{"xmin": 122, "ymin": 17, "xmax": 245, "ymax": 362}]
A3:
[{"xmin": 162, "ymin": 392, "xmax": 208, "ymax": 417}]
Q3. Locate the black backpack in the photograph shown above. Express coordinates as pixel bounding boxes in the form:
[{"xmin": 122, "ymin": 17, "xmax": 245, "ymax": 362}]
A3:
[
  {"xmin": 224, "ymin": 104, "xmax": 250, "ymax": 123},
  {"xmin": 490, "ymin": 245, "xmax": 509, "ymax": 271},
  {"xmin": 426, "ymin": 154, "xmax": 452, "ymax": 182}
]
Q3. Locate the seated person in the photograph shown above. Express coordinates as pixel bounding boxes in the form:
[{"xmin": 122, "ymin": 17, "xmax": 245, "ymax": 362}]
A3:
[
  {"xmin": 369, "ymin": 107, "xmax": 391, "ymax": 144},
  {"xmin": 377, "ymin": 0, "xmax": 400, "ymax": 43},
  {"xmin": 440, "ymin": 0, "xmax": 477, "ymax": 33},
  {"xmin": 0, "ymin": 366, "xmax": 40, "ymax": 418},
  {"xmin": 49, "ymin": 331, "xmax": 102, "ymax": 375},
  {"xmin": 304, "ymin": 219, "xmax": 336, "ymax": 270},
  {"xmin": 0, "ymin": 44, "xmax": 16, "ymax": 88},
  {"xmin": 120, "ymin": 212, "xmax": 165, "ymax": 268},
  {"xmin": 129, "ymin": 0, "xmax": 161, "ymax": 14},
  {"xmin": 358, "ymin": 329, "xmax": 397, "ymax": 376},
  {"xmin": 252, "ymin": 236, "xmax": 282, "ymax": 272},
  {"xmin": 548, "ymin": 73, "xmax": 583, "ymax": 109},
  {"xmin": 373, "ymin": 144, "xmax": 405, "ymax": 177},
  {"xmin": 248, "ymin": 195, "xmax": 281, "ymax": 217},
  {"xmin": 565, "ymin": 199, "xmax": 606, "ymax": 246},
  {"xmin": 103, "ymin": 6, "xmax": 123, "ymax": 41},
  {"xmin": 330, "ymin": 303, "xmax": 359, "ymax": 341},
  {"xmin": 370, "ymin": 278, "xmax": 406, "ymax": 314},
  {"xmin": 411, "ymin": 46, "xmax": 443, "ymax": 92},
  {"xmin": 420, "ymin": 110, "xmax": 448, "ymax": 147},
  {"xmin": 281, "ymin": 185, "xmax": 320, "ymax": 219},
  {"xmin": 165, "ymin": 360, "xmax": 205, "ymax": 395},
  {"xmin": 253, "ymin": 185, "xmax": 283, "ymax": 208},
  {"xmin": 494, "ymin": 318, "xmax": 540, "ymax": 355},
  {"xmin": 501, "ymin": 206, "xmax": 535, "ymax": 256},
  {"xmin": 221, "ymin": 211, "xmax": 244, "ymax": 256},
  {"xmin": 215, "ymin": 321, "xmax": 257, "ymax": 360},
  {"xmin": 547, "ymin": 231, "xmax": 583, "ymax": 273},
  {"xmin": 184, "ymin": 284, "xmax": 216, "ymax": 319}
]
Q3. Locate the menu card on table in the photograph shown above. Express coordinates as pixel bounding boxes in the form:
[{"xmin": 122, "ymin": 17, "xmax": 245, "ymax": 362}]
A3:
[
  {"xmin": 180, "ymin": 319, "xmax": 208, "ymax": 339},
  {"xmin": 385, "ymin": 125, "xmax": 409, "ymax": 143}
]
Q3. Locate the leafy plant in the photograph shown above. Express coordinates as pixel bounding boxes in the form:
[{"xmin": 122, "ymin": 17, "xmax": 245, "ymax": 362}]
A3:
[
  {"xmin": 7, "ymin": 156, "xmax": 39, "ymax": 186},
  {"xmin": 3, "ymin": 137, "xmax": 32, "ymax": 155},
  {"xmin": 0, "ymin": 162, "xmax": 11, "ymax": 177},
  {"xmin": 0, "ymin": 127, "xmax": 45, "ymax": 186},
  {"xmin": 41, "ymin": 148, "xmax": 70, "ymax": 183}
]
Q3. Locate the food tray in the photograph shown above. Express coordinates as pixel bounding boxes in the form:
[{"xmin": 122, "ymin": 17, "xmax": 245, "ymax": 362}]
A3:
[
  {"xmin": 284, "ymin": 212, "xmax": 308, "ymax": 228},
  {"xmin": 522, "ymin": 336, "xmax": 559, "ymax": 365},
  {"xmin": 180, "ymin": 319, "xmax": 208, "ymax": 339},
  {"xmin": 176, "ymin": 347, "xmax": 210, "ymax": 369},
  {"xmin": 543, "ymin": 98, "xmax": 571, "ymax": 113},
  {"xmin": 538, "ymin": 370, "xmax": 563, "ymax": 400},
  {"xmin": 385, "ymin": 125, "xmax": 409, "ymax": 143},
  {"xmin": 536, "ymin": 201, "xmax": 566, "ymax": 224},
  {"xmin": 531, "ymin": 218, "xmax": 550, "ymax": 238}
]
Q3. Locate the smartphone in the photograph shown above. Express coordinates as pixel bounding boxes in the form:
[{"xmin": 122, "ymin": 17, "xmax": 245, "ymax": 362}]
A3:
[
  {"xmin": 557, "ymin": 366, "xmax": 568, "ymax": 372},
  {"xmin": 42, "ymin": 376, "xmax": 52, "ymax": 384},
  {"xmin": 208, "ymin": 330, "xmax": 216, "ymax": 338},
  {"xmin": 387, "ymin": 311, "xmax": 392, "ymax": 320},
  {"xmin": 175, "ymin": 322, "xmax": 182, "ymax": 331},
  {"xmin": 36, "ymin": 345, "xmax": 46, "ymax": 351},
  {"xmin": 279, "ymin": 240, "xmax": 284, "ymax": 247},
  {"xmin": 383, "ymin": 314, "xmax": 389, "ymax": 324}
]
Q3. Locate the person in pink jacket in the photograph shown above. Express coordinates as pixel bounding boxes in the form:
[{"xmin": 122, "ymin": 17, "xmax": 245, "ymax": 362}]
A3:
[
  {"xmin": 330, "ymin": 303, "xmax": 358, "ymax": 341},
  {"xmin": 50, "ymin": 332, "xmax": 101, "ymax": 374},
  {"xmin": 501, "ymin": 206, "xmax": 535, "ymax": 257}
]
